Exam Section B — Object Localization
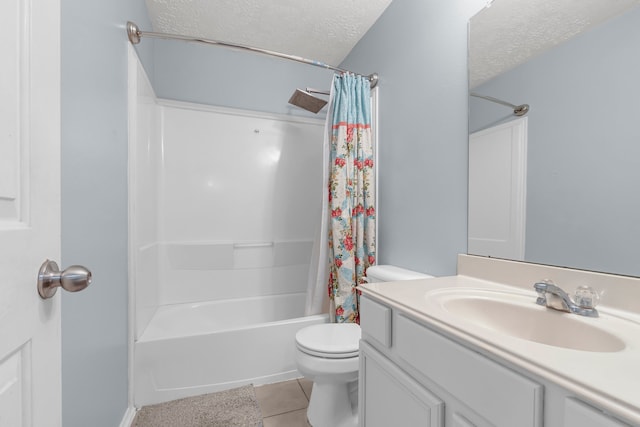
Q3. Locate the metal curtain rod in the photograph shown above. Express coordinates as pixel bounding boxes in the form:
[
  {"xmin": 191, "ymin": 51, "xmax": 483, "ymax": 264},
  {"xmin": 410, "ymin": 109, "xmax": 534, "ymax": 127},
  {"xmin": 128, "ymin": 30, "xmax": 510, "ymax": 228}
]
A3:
[
  {"xmin": 126, "ymin": 21, "xmax": 379, "ymax": 88},
  {"xmin": 305, "ymin": 88, "xmax": 330, "ymax": 96},
  {"xmin": 470, "ymin": 92, "xmax": 529, "ymax": 116}
]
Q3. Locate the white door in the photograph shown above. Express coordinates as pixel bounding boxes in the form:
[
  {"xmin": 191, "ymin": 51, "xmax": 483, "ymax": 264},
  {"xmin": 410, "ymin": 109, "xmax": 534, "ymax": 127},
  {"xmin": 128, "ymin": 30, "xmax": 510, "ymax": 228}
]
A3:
[
  {"xmin": 1, "ymin": 0, "xmax": 62, "ymax": 425},
  {"xmin": 468, "ymin": 118, "xmax": 527, "ymax": 260}
]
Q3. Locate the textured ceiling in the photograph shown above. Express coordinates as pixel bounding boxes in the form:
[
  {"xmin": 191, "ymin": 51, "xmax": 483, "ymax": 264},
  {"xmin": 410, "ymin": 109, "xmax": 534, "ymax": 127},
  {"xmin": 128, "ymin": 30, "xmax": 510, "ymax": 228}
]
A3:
[
  {"xmin": 145, "ymin": 0, "xmax": 393, "ymax": 66},
  {"xmin": 470, "ymin": 0, "xmax": 640, "ymax": 88}
]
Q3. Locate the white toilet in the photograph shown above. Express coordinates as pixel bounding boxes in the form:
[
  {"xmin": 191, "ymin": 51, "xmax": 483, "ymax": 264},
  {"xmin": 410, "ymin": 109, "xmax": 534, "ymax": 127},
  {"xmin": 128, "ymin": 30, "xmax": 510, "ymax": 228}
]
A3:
[{"xmin": 295, "ymin": 265, "xmax": 433, "ymax": 427}]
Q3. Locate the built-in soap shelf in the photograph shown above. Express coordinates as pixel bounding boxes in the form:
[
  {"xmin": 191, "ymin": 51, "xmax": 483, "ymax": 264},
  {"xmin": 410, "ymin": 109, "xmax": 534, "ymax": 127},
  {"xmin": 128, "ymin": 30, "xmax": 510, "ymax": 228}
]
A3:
[{"xmin": 162, "ymin": 240, "xmax": 313, "ymax": 270}]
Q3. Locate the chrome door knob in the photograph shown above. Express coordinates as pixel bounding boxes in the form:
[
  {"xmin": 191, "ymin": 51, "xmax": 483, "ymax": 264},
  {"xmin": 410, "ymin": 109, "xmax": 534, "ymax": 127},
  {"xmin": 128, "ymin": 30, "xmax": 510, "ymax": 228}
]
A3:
[{"xmin": 37, "ymin": 260, "xmax": 92, "ymax": 299}]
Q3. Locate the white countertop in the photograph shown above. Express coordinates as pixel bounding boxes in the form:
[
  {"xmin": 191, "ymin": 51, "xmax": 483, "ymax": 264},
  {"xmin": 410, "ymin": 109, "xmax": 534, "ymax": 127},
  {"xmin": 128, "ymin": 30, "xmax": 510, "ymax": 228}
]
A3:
[{"xmin": 359, "ymin": 273, "xmax": 640, "ymax": 425}]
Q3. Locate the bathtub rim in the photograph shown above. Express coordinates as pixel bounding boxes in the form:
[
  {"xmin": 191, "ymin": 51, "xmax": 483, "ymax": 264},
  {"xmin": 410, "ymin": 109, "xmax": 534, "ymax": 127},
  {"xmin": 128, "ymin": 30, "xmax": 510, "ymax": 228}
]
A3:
[{"xmin": 137, "ymin": 291, "xmax": 328, "ymax": 342}]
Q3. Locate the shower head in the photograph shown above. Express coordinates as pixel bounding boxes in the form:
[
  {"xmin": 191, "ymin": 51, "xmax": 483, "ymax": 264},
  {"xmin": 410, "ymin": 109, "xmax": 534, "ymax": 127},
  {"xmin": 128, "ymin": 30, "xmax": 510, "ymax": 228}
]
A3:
[{"xmin": 288, "ymin": 89, "xmax": 328, "ymax": 114}]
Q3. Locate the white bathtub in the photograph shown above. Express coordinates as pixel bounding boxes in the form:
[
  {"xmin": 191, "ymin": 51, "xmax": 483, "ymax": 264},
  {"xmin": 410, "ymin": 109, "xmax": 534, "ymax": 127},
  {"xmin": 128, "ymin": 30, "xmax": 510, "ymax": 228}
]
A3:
[{"xmin": 133, "ymin": 293, "xmax": 328, "ymax": 406}]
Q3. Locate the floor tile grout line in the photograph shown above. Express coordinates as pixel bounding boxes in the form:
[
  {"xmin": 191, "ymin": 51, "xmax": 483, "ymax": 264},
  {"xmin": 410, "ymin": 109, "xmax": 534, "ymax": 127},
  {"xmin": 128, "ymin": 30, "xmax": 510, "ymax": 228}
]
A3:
[
  {"xmin": 262, "ymin": 407, "xmax": 309, "ymax": 419},
  {"xmin": 253, "ymin": 379, "xmax": 310, "ymax": 420},
  {"xmin": 295, "ymin": 378, "xmax": 310, "ymax": 402},
  {"xmin": 261, "ymin": 405, "xmax": 309, "ymax": 419}
]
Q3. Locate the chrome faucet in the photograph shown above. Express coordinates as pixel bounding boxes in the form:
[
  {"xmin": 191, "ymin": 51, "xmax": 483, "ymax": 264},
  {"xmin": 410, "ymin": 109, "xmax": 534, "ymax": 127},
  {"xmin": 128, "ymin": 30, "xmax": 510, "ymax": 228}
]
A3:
[{"xmin": 533, "ymin": 280, "xmax": 599, "ymax": 317}]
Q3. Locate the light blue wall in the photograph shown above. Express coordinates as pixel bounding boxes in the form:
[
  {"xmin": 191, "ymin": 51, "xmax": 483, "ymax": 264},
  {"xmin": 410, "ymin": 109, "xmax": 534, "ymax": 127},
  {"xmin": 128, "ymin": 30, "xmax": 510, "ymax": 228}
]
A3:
[
  {"xmin": 469, "ymin": 6, "xmax": 640, "ymax": 276},
  {"xmin": 152, "ymin": 39, "xmax": 335, "ymax": 118},
  {"xmin": 60, "ymin": 1, "xmax": 152, "ymax": 426},
  {"xmin": 340, "ymin": 0, "xmax": 485, "ymax": 276}
]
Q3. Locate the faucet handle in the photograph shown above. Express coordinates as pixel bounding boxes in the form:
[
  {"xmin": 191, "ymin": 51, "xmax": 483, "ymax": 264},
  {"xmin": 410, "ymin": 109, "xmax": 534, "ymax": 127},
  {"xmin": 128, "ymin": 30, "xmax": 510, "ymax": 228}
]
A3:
[{"xmin": 574, "ymin": 285, "xmax": 599, "ymax": 309}]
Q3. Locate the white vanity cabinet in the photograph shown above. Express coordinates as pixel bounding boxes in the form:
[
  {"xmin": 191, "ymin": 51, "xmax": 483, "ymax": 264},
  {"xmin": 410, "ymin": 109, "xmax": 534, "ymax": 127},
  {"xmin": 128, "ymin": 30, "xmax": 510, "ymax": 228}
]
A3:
[
  {"xmin": 359, "ymin": 294, "xmax": 633, "ymax": 427},
  {"xmin": 564, "ymin": 398, "xmax": 630, "ymax": 427}
]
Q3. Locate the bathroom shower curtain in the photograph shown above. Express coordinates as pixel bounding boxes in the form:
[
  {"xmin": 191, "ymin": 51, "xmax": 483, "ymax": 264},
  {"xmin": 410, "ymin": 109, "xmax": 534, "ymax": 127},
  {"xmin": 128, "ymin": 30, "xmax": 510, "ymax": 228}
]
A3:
[{"xmin": 326, "ymin": 74, "xmax": 376, "ymax": 323}]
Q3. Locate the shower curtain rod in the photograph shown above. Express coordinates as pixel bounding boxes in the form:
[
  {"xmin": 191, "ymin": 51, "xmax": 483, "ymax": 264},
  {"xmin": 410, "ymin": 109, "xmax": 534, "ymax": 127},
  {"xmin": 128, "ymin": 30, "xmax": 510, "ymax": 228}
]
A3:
[
  {"xmin": 470, "ymin": 92, "xmax": 529, "ymax": 116},
  {"xmin": 126, "ymin": 21, "xmax": 378, "ymax": 88}
]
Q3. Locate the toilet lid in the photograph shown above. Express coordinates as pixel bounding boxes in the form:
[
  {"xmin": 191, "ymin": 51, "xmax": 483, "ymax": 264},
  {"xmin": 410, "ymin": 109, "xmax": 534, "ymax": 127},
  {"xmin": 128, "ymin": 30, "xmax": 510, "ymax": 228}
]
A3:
[{"xmin": 296, "ymin": 324, "xmax": 361, "ymax": 358}]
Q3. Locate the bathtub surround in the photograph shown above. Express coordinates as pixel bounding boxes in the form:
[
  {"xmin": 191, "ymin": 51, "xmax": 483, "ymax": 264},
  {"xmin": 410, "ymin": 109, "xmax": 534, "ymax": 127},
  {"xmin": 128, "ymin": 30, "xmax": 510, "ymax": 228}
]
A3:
[
  {"xmin": 128, "ymin": 45, "xmax": 160, "ymax": 339},
  {"xmin": 131, "ymin": 384, "xmax": 263, "ymax": 427},
  {"xmin": 129, "ymin": 51, "xmax": 325, "ymax": 323},
  {"xmin": 129, "ymin": 51, "xmax": 328, "ymax": 406}
]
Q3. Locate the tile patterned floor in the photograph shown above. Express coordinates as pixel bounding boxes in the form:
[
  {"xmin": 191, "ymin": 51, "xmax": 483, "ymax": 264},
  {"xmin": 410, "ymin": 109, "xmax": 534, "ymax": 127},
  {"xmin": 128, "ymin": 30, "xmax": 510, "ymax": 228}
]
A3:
[{"xmin": 254, "ymin": 379, "xmax": 313, "ymax": 427}]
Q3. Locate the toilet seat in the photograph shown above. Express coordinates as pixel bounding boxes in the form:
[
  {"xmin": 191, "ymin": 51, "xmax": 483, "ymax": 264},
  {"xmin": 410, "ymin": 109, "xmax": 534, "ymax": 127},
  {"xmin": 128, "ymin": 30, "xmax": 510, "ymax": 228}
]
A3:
[{"xmin": 295, "ymin": 324, "xmax": 361, "ymax": 359}]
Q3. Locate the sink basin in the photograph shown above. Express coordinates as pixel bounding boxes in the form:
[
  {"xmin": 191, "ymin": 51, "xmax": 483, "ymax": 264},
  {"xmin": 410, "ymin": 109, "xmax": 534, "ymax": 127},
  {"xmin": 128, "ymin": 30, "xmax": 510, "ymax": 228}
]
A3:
[{"xmin": 427, "ymin": 289, "xmax": 626, "ymax": 353}]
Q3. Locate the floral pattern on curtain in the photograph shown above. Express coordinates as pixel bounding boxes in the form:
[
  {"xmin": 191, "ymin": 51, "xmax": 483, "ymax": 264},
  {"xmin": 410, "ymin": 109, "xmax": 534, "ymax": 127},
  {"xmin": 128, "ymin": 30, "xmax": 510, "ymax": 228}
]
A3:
[{"xmin": 327, "ymin": 74, "xmax": 376, "ymax": 324}]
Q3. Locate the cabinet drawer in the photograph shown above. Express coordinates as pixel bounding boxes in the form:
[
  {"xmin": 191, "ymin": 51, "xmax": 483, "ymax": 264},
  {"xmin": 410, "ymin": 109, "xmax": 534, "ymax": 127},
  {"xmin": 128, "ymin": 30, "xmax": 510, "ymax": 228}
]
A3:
[
  {"xmin": 360, "ymin": 295, "xmax": 392, "ymax": 347},
  {"xmin": 395, "ymin": 314, "xmax": 543, "ymax": 427}
]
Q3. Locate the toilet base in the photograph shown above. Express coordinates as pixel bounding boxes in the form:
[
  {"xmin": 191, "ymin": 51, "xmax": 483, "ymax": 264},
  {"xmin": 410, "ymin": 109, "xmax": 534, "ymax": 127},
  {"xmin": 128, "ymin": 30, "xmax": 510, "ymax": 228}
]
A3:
[{"xmin": 307, "ymin": 381, "xmax": 358, "ymax": 427}]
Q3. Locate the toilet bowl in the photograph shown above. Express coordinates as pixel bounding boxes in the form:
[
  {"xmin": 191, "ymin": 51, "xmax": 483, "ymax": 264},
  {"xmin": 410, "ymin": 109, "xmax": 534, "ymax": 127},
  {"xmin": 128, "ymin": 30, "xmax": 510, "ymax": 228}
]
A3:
[
  {"xmin": 295, "ymin": 265, "xmax": 433, "ymax": 427},
  {"xmin": 295, "ymin": 323, "xmax": 361, "ymax": 427}
]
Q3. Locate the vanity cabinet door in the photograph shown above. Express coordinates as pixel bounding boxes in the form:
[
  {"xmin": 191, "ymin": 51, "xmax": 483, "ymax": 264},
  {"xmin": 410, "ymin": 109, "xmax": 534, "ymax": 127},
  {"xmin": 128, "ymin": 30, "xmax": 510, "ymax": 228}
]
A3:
[
  {"xmin": 359, "ymin": 341, "xmax": 444, "ymax": 427},
  {"xmin": 452, "ymin": 412, "xmax": 478, "ymax": 427},
  {"xmin": 564, "ymin": 398, "xmax": 631, "ymax": 427}
]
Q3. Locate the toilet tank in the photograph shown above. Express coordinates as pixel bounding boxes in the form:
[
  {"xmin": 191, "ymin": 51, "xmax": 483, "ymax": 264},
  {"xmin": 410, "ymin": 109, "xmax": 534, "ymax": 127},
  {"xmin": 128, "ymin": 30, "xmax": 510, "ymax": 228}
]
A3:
[{"xmin": 366, "ymin": 265, "xmax": 433, "ymax": 283}]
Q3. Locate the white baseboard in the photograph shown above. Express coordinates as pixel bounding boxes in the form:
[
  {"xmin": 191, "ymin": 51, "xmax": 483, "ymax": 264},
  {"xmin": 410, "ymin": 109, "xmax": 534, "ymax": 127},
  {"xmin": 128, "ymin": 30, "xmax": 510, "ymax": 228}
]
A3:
[{"xmin": 118, "ymin": 406, "xmax": 137, "ymax": 427}]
